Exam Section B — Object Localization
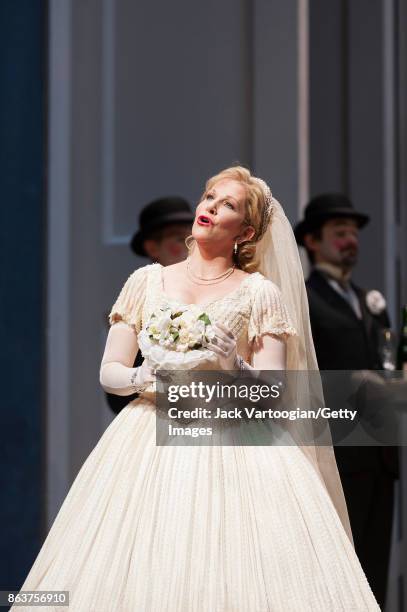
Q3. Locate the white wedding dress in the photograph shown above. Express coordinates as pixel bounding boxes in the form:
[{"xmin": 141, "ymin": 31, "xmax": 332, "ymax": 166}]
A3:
[{"xmin": 13, "ymin": 263, "xmax": 380, "ymax": 611}]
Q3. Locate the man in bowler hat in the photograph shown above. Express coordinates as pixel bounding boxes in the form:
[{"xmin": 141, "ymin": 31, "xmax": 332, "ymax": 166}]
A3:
[
  {"xmin": 295, "ymin": 194, "xmax": 398, "ymax": 608},
  {"xmin": 106, "ymin": 196, "xmax": 194, "ymax": 415}
]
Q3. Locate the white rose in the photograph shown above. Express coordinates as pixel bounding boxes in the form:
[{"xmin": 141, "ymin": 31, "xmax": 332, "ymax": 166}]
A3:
[
  {"xmin": 156, "ymin": 312, "xmax": 172, "ymax": 332},
  {"xmin": 168, "ymin": 302, "xmax": 187, "ymax": 314},
  {"xmin": 366, "ymin": 290, "xmax": 386, "ymax": 315},
  {"xmin": 191, "ymin": 320, "xmax": 205, "ymax": 336},
  {"xmin": 178, "ymin": 311, "xmax": 195, "ymax": 327},
  {"xmin": 178, "ymin": 329, "xmax": 190, "ymax": 344},
  {"xmin": 189, "ymin": 304, "xmax": 203, "ymax": 316}
]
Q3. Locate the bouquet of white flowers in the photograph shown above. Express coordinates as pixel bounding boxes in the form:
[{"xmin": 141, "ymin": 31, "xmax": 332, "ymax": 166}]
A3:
[{"xmin": 137, "ymin": 303, "xmax": 218, "ymax": 370}]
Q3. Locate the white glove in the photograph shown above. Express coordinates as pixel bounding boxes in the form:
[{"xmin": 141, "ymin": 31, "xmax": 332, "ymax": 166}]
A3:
[
  {"xmin": 99, "ymin": 321, "xmax": 156, "ymax": 396},
  {"xmin": 130, "ymin": 360, "xmax": 156, "ymax": 390},
  {"xmin": 206, "ymin": 322, "xmax": 239, "ymax": 370},
  {"xmin": 100, "ymin": 360, "xmax": 156, "ymax": 395}
]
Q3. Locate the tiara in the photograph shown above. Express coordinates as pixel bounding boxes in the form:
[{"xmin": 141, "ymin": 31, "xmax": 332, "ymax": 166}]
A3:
[{"xmin": 254, "ymin": 177, "xmax": 274, "ymax": 238}]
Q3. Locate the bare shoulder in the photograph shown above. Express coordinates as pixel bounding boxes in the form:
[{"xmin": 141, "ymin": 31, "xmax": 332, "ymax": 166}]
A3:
[
  {"xmin": 161, "ymin": 260, "xmax": 187, "ymax": 279},
  {"xmin": 165, "ymin": 261, "xmax": 187, "ymax": 272}
]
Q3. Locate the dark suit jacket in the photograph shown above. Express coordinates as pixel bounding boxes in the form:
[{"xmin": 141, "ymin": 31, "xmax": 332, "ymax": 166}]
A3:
[
  {"xmin": 307, "ymin": 269, "xmax": 399, "ymax": 608},
  {"xmin": 306, "ymin": 269, "xmax": 390, "ymax": 370},
  {"xmin": 306, "ymin": 269, "xmax": 398, "ymax": 476}
]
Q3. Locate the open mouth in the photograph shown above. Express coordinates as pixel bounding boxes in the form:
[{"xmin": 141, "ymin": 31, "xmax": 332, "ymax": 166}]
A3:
[{"xmin": 197, "ymin": 215, "xmax": 213, "ymax": 226}]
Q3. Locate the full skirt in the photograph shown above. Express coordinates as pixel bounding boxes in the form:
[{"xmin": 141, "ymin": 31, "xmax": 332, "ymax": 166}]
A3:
[{"xmin": 12, "ymin": 398, "xmax": 380, "ymax": 611}]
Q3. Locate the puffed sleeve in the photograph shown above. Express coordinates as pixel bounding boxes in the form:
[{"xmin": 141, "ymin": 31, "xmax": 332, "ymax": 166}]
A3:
[
  {"xmin": 248, "ymin": 277, "xmax": 297, "ymax": 342},
  {"xmin": 108, "ymin": 264, "xmax": 151, "ymax": 333}
]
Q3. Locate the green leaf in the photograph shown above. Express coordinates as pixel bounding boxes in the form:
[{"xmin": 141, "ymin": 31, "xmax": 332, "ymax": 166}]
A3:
[{"xmin": 198, "ymin": 313, "xmax": 211, "ymax": 326}]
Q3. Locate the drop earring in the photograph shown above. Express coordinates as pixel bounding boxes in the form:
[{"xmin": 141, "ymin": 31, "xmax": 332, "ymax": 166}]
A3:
[{"xmin": 233, "ymin": 241, "xmax": 238, "ymax": 254}]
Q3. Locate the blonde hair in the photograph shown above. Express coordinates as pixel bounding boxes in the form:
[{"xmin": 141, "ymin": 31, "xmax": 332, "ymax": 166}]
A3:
[{"xmin": 186, "ymin": 165, "xmax": 268, "ymax": 273}]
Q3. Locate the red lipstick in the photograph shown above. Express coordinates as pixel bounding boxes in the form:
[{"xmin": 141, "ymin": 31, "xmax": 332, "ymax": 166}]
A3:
[{"xmin": 197, "ymin": 215, "xmax": 213, "ymax": 226}]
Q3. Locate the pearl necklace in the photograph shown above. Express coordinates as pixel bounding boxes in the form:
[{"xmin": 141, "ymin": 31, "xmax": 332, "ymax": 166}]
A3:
[{"xmin": 186, "ymin": 257, "xmax": 235, "ymax": 285}]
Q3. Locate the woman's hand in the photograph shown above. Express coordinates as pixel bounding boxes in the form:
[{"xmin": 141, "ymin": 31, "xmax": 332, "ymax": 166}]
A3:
[
  {"xmin": 207, "ymin": 322, "xmax": 239, "ymax": 370},
  {"xmin": 131, "ymin": 360, "xmax": 156, "ymax": 389}
]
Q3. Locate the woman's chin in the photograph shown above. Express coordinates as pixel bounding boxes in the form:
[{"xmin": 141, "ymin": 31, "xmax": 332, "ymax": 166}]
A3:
[{"xmin": 192, "ymin": 227, "xmax": 215, "ymax": 242}]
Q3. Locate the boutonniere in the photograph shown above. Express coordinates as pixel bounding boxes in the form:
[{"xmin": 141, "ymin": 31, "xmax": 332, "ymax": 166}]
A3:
[{"xmin": 365, "ymin": 290, "xmax": 386, "ymax": 315}]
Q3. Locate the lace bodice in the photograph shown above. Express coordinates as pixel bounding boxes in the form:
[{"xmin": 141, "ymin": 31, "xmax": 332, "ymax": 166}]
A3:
[{"xmin": 109, "ymin": 263, "xmax": 297, "ymax": 366}]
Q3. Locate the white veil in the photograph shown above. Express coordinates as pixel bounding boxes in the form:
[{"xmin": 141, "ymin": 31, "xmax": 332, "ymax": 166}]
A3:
[{"xmin": 254, "ymin": 179, "xmax": 354, "ymax": 546}]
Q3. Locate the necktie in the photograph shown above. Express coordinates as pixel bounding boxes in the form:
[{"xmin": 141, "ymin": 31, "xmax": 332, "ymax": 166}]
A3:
[{"xmin": 330, "ymin": 279, "xmax": 362, "ymax": 319}]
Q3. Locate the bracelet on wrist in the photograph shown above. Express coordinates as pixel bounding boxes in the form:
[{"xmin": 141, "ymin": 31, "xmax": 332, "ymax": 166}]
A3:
[
  {"xmin": 130, "ymin": 369, "xmax": 149, "ymax": 393},
  {"xmin": 233, "ymin": 354, "xmax": 246, "ymax": 373}
]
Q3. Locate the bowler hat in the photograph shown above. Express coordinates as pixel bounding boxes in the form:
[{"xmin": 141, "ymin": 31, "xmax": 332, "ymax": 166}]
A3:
[
  {"xmin": 130, "ymin": 196, "xmax": 194, "ymax": 256},
  {"xmin": 294, "ymin": 193, "xmax": 370, "ymax": 246}
]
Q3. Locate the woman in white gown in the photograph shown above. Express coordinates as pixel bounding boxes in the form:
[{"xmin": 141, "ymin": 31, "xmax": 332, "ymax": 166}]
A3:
[{"xmin": 12, "ymin": 166, "xmax": 380, "ymax": 611}]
